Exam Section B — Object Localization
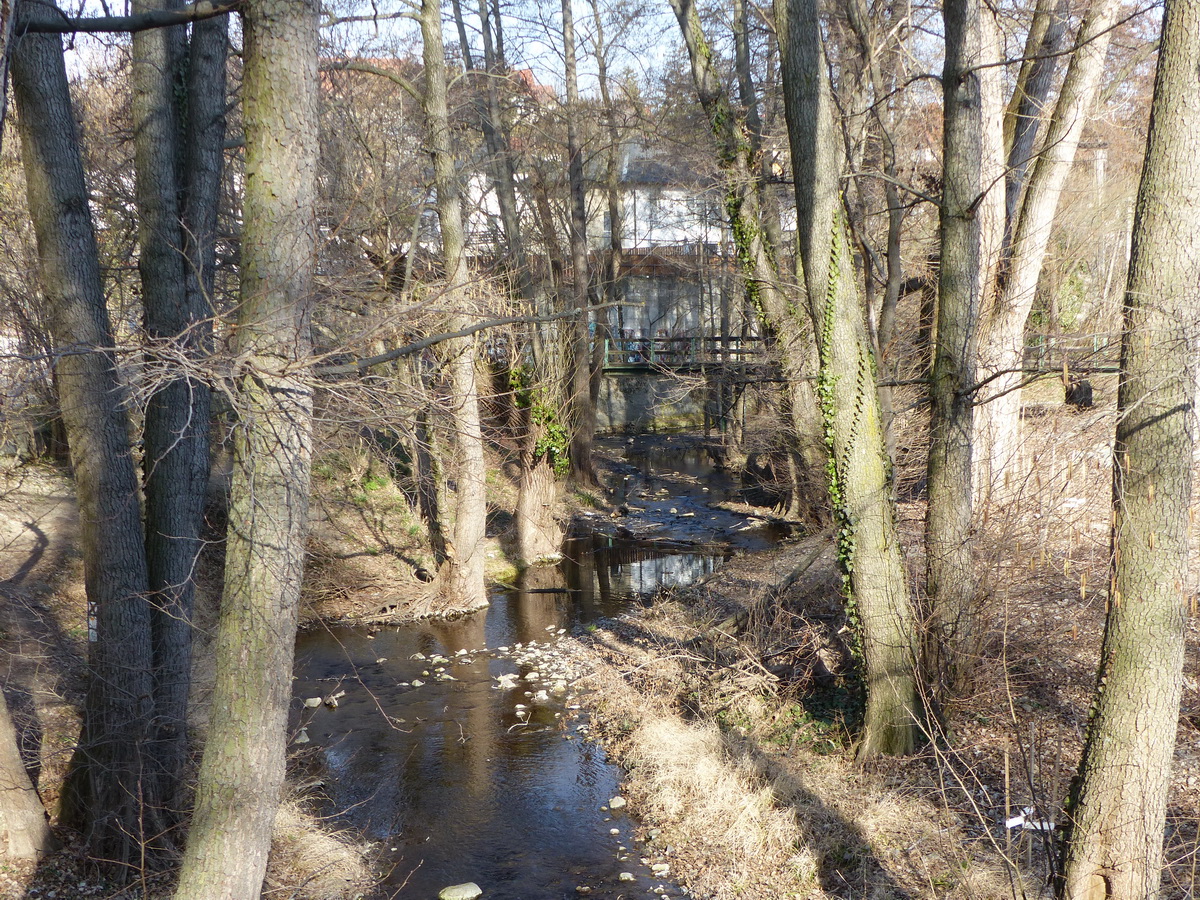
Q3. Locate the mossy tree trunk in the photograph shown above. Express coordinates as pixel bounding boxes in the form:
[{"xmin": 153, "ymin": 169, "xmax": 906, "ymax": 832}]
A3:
[
  {"xmin": 173, "ymin": 0, "xmax": 318, "ymax": 893},
  {"xmin": 1058, "ymin": 0, "xmax": 1199, "ymax": 894},
  {"xmin": 668, "ymin": 0, "xmax": 825, "ymax": 520},
  {"xmin": 778, "ymin": 0, "xmax": 918, "ymax": 758}
]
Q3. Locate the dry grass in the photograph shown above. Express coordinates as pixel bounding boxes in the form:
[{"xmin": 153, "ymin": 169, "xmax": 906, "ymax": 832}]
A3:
[
  {"xmin": 265, "ymin": 797, "xmax": 374, "ymax": 900},
  {"xmin": 573, "ymin": 394, "xmax": 1200, "ymax": 900}
]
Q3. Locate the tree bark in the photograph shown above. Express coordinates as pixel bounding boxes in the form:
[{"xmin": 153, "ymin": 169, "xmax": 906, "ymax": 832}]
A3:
[
  {"xmin": 1003, "ymin": 0, "xmax": 1070, "ymax": 231},
  {"xmin": 422, "ymin": 0, "xmax": 488, "ymax": 609},
  {"xmin": 1058, "ymin": 0, "xmax": 1199, "ymax": 894},
  {"xmin": 925, "ymin": 0, "xmax": 1004, "ymax": 690},
  {"xmin": 0, "ymin": 693, "xmax": 51, "ymax": 863},
  {"xmin": 173, "ymin": 0, "xmax": 318, "ymax": 893},
  {"xmin": 779, "ymin": 0, "xmax": 918, "ymax": 757},
  {"xmin": 12, "ymin": 5, "xmax": 155, "ymax": 866},
  {"xmin": 133, "ymin": 0, "xmax": 226, "ymax": 819}
]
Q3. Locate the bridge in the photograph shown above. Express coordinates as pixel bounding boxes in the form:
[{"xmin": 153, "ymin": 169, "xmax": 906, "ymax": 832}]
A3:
[{"xmin": 601, "ymin": 335, "xmax": 766, "ymax": 374}]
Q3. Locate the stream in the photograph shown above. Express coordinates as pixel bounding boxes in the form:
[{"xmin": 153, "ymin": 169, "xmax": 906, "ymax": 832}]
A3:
[{"xmin": 292, "ymin": 437, "xmax": 789, "ymax": 899}]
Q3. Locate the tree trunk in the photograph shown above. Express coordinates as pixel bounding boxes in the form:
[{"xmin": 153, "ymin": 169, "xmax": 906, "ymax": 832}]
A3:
[
  {"xmin": 669, "ymin": 0, "xmax": 825, "ymax": 520},
  {"xmin": 1003, "ymin": 0, "xmax": 1070, "ymax": 230},
  {"xmin": 133, "ymin": 0, "xmax": 226, "ymax": 819},
  {"xmin": 924, "ymin": 0, "xmax": 1004, "ymax": 691},
  {"xmin": 173, "ymin": 0, "xmax": 318, "ymax": 893},
  {"xmin": 1058, "ymin": 0, "xmax": 1199, "ymax": 894},
  {"xmin": 561, "ymin": 0, "xmax": 596, "ymax": 487},
  {"xmin": 422, "ymin": 0, "xmax": 488, "ymax": 610},
  {"xmin": 12, "ymin": 6, "xmax": 155, "ymax": 867},
  {"xmin": 0, "ymin": 0, "xmax": 51, "ymax": 869},
  {"xmin": 0, "ymin": 694, "xmax": 51, "ymax": 863},
  {"xmin": 779, "ymin": 0, "xmax": 918, "ymax": 757},
  {"xmin": 976, "ymin": 0, "xmax": 1116, "ymax": 501}
]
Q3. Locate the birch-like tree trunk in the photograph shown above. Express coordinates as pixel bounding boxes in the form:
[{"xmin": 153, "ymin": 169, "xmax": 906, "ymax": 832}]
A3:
[
  {"xmin": 779, "ymin": 0, "xmax": 918, "ymax": 757},
  {"xmin": 173, "ymin": 0, "xmax": 318, "ymax": 892},
  {"xmin": 976, "ymin": 0, "xmax": 1117, "ymax": 501},
  {"xmin": 1059, "ymin": 0, "xmax": 1199, "ymax": 894}
]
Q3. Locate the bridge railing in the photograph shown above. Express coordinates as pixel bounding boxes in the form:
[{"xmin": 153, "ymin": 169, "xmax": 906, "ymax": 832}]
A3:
[{"xmin": 602, "ymin": 335, "xmax": 765, "ymax": 369}]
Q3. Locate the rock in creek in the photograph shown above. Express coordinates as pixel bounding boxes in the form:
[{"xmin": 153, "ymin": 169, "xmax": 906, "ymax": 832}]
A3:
[{"xmin": 438, "ymin": 883, "xmax": 483, "ymax": 900}]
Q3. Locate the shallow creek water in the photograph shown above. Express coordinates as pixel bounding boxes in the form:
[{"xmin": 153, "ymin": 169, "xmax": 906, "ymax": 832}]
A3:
[{"xmin": 292, "ymin": 438, "xmax": 785, "ymax": 898}]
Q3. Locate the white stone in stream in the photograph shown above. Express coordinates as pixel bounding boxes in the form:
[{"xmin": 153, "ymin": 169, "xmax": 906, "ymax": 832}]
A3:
[
  {"xmin": 652, "ymin": 863, "xmax": 670, "ymax": 876},
  {"xmin": 494, "ymin": 674, "xmax": 520, "ymax": 689},
  {"xmin": 609, "ymin": 796, "xmax": 627, "ymax": 810},
  {"xmin": 455, "ymin": 648, "xmax": 468, "ymax": 656},
  {"xmin": 524, "ymin": 671, "xmax": 540, "ymax": 680},
  {"xmin": 533, "ymin": 690, "xmax": 550, "ymax": 704},
  {"xmin": 293, "ymin": 728, "xmax": 310, "ymax": 744},
  {"xmin": 618, "ymin": 872, "xmax": 635, "ymax": 882},
  {"xmin": 438, "ymin": 883, "xmax": 482, "ymax": 900},
  {"xmin": 303, "ymin": 697, "xmax": 322, "ymax": 708},
  {"xmin": 410, "ymin": 679, "xmax": 424, "ymax": 687}
]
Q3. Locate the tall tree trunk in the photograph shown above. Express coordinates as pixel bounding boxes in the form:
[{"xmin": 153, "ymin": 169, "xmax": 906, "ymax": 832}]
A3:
[
  {"xmin": 670, "ymin": 0, "xmax": 825, "ymax": 519},
  {"xmin": 423, "ymin": 0, "xmax": 488, "ymax": 609},
  {"xmin": 1058, "ymin": 0, "xmax": 1199, "ymax": 894},
  {"xmin": 1003, "ymin": 0, "xmax": 1070, "ymax": 231},
  {"xmin": 133, "ymin": 0, "xmax": 227, "ymax": 820},
  {"xmin": 976, "ymin": 0, "xmax": 1117, "ymax": 501},
  {"xmin": 562, "ymin": 0, "xmax": 596, "ymax": 487},
  {"xmin": 925, "ymin": 0, "xmax": 1004, "ymax": 691},
  {"xmin": 779, "ymin": 0, "xmax": 918, "ymax": 757},
  {"xmin": 173, "ymin": 0, "xmax": 318, "ymax": 893},
  {"xmin": 0, "ymin": 0, "xmax": 51, "ymax": 868},
  {"xmin": 12, "ymin": 6, "xmax": 155, "ymax": 867}
]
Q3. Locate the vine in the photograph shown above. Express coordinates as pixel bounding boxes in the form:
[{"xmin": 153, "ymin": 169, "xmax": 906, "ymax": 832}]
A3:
[
  {"xmin": 816, "ymin": 209, "xmax": 862, "ymax": 658},
  {"xmin": 511, "ymin": 367, "xmax": 570, "ymax": 477}
]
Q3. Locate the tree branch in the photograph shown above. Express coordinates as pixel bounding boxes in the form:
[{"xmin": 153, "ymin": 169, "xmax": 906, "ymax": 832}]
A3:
[{"xmin": 19, "ymin": 0, "xmax": 238, "ymax": 34}]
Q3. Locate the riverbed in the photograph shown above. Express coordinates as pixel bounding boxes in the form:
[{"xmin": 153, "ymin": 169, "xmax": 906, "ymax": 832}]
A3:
[{"xmin": 292, "ymin": 437, "xmax": 787, "ymax": 898}]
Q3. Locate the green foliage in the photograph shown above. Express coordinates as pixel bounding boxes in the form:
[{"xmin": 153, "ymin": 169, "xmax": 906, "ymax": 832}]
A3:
[
  {"xmin": 765, "ymin": 686, "xmax": 864, "ymax": 753},
  {"xmin": 511, "ymin": 366, "xmax": 570, "ymax": 477}
]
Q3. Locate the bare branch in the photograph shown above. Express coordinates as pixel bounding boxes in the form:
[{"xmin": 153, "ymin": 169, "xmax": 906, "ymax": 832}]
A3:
[{"xmin": 19, "ymin": 0, "xmax": 237, "ymax": 34}]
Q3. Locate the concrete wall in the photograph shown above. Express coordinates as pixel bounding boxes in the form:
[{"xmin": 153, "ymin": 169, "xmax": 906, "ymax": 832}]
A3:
[{"xmin": 596, "ymin": 372, "xmax": 708, "ymax": 433}]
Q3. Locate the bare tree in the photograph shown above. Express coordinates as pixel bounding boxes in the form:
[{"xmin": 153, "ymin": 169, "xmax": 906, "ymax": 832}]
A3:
[
  {"xmin": 174, "ymin": 0, "xmax": 319, "ymax": 892},
  {"xmin": 11, "ymin": 2, "xmax": 156, "ymax": 867},
  {"xmin": 778, "ymin": 0, "xmax": 918, "ymax": 757},
  {"xmin": 976, "ymin": 0, "xmax": 1118, "ymax": 500},
  {"xmin": 422, "ymin": 0, "xmax": 489, "ymax": 608},
  {"xmin": 924, "ymin": 0, "xmax": 1004, "ymax": 691}
]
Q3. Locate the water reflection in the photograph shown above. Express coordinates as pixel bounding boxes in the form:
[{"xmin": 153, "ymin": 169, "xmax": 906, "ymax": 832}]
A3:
[
  {"xmin": 293, "ymin": 541, "xmax": 721, "ymax": 898},
  {"xmin": 290, "ymin": 440, "xmax": 770, "ymax": 898}
]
